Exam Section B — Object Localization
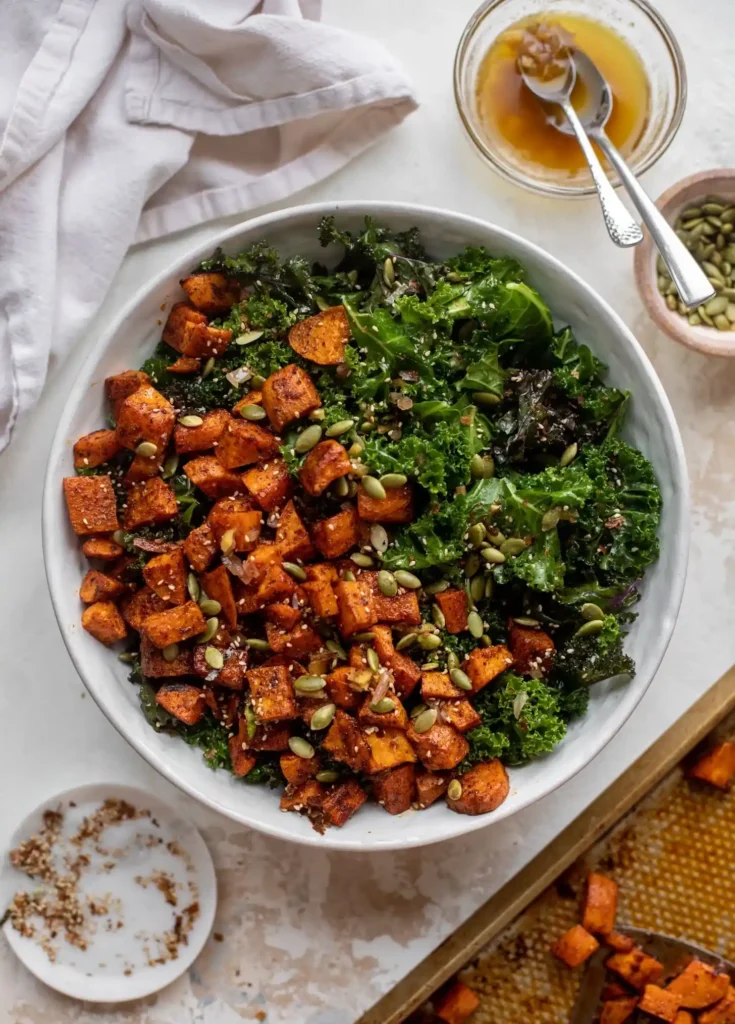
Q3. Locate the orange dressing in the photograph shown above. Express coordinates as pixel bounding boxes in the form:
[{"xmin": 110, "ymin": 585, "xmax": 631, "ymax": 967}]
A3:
[{"xmin": 475, "ymin": 12, "xmax": 650, "ymax": 180}]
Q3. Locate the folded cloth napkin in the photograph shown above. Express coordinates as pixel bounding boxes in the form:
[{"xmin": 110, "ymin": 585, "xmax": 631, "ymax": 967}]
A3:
[{"xmin": 0, "ymin": 0, "xmax": 416, "ymax": 453}]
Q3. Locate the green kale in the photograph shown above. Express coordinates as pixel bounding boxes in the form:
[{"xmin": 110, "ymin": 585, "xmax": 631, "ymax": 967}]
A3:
[
  {"xmin": 242, "ymin": 758, "xmax": 283, "ymax": 787},
  {"xmin": 179, "ymin": 714, "xmax": 232, "ymax": 770},
  {"xmin": 553, "ymin": 615, "xmax": 635, "ymax": 687}
]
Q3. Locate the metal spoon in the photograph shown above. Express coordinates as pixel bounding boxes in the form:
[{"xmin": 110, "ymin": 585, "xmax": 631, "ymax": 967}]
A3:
[
  {"xmin": 556, "ymin": 50, "xmax": 715, "ymax": 309},
  {"xmin": 519, "ymin": 60, "xmax": 643, "ymax": 248}
]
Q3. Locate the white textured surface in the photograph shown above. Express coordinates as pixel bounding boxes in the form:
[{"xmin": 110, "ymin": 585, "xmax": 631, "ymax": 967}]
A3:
[{"xmin": 1, "ymin": 1, "xmax": 734, "ymax": 1021}]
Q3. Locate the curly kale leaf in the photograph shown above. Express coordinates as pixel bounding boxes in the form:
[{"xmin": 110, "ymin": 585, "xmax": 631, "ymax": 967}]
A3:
[
  {"xmin": 553, "ymin": 615, "xmax": 635, "ymax": 687},
  {"xmin": 242, "ymin": 758, "xmax": 283, "ymax": 787},
  {"xmin": 457, "ymin": 343, "xmax": 505, "ymax": 397},
  {"xmin": 381, "ymin": 504, "xmax": 466, "ymax": 571}
]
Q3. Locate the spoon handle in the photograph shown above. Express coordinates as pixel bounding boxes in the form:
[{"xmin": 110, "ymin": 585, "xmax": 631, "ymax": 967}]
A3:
[
  {"xmin": 559, "ymin": 99, "xmax": 643, "ymax": 248},
  {"xmin": 593, "ymin": 132, "xmax": 715, "ymax": 309}
]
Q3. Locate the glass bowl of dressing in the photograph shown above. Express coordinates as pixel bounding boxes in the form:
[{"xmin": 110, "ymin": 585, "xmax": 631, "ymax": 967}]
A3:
[{"xmin": 454, "ymin": 0, "xmax": 686, "ymax": 197}]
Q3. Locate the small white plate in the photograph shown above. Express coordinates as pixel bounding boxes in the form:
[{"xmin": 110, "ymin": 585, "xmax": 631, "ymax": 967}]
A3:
[{"xmin": 1, "ymin": 783, "xmax": 216, "ymax": 1002}]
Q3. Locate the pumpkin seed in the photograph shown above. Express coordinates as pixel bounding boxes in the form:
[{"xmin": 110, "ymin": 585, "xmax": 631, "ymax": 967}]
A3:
[
  {"xmin": 310, "ymin": 703, "xmax": 336, "ymax": 730},
  {"xmin": 309, "ymin": 408, "xmax": 326, "ymax": 421},
  {"xmin": 394, "ymin": 570, "xmax": 421, "ymax": 590},
  {"xmin": 465, "ymin": 553, "xmax": 481, "ymax": 577},
  {"xmin": 383, "ymin": 256, "xmax": 396, "ymax": 285},
  {"xmin": 199, "ymin": 617, "xmax": 219, "ymax": 643},
  {"xmin": 467, "ymin": 610, "xmax": 484, "ymax": 638},
  {"xmin": 235, "ymin": 330, "xmax": 264, "ymax": 345},
  {"xmin": 425, "ymin": 579, "xmax": 450, "ymax": 595},
  {"xmin": 470, "ymin": 575, "xmax": 485, "ymax": 602},
  {"xmin": 117, "ymin": 651, "xmax": 135, "ymax": 663},
  {"xmin": 432, "ymin": 604, "xmax": 446, "ymax": 629},
  {"xmin": 347, "ymin": 441, "xmax": 364, "ymax": 457},
  {"xmin": 162, "ymin": 455, "xmax": 179, "ymax": 479},
  {"xmin": 485, "ymin": 526, "xmax": 506, "ymax": 546},
  {"xmin": 199, "ymin": 599, "xmax": 222, "ymax": 617},
  {"xmin": 419, "ymin": 632, "xmax": 442, "ymax": 651},
  {"xmin": 239, "ymin": 404, "xmax": 266, "ymax": 421},
  {"xmin": 283, "ymin": 561, "xmax": 307, "ymax": 581},
  {"xmin": 332, "ymin": 475, "xmax": 350, "ymax": 498},
  {"xmin": 316, "ymin": 770, "xmax": 339, "ymax": 783},
  {"xmin": 294, "ymin": 424, "xmax": 322, "ymax": 453},
  {"xmin": 541, "ymin": 508, "xmax": 561, "ymax": 532},
  {"xmin": 178, "ymin": 414, "xmax": 203, "ymax": 427},
  {"xmin": 202, "ymin": 356, "xmax": 215, "ymax": 377},
  {"xmin": 395, "ymin": 632, "xmax": 418, "ymax": 651},
  {"xmin": 450, "ymin": 668, "xmax": 473, "ymax": 691},
  {"xmin": 481, "ymin": 634, "xmax": 492, "ymax": 647},
  {"xmin": 666, "ymin": 294, "xmax": 678, "ymax": 311},
  {"xmin": 472, "ymin": 391, "xmax": 502, "ymax": 406},
  {"xmin": 293, "ymin": 674, "xmax": 327, "ymax": 694},
  {"xmin": 410, "ymin": 703, "xmax": 428, "ymax": 720},
  {"xmin": 377, "ymin": 570, "xmax": 398, "ymax": 597},
  {"xmin": 205, "ymin": 646, "xmax": 224, "ymax": 670},
  {"xmin": 727, "ymin": 304, "xmax": 735, "ymax": 323},
  {"xmin": 352, "ymin": 632, "xmax": 376, "ymax": 642},
  {"xmin": 112, "ymin": 529, "xmax": 126, "ymax": 545},
  {"xmin": 581, "ymin": 602, "xmax": 605, "ymax": 621},
  {"xmin": 379, "ymin": 473, "xmax": 408, "ymax": 489},
  {"xmin": 468, "ymin": 522, "xmax": 487, "ymax": 548},
  {"xmin": 289, "ymin": 736, "xmax": 315, "ymax": 759},
  {"xmin": 350, "ymin": 552, "xmax": 374, "ymax": 568},
  {"xmin": 413, "ymin": 707, "xmax": 438, "ymax": 733},
  {"xmin": 325, "ymin": 419, "xmax": 355, "ymax": 437},
  {"xmin": 702, "ymin": 202, "xmax": 725, "ymax": 215},
  {"xmin": 422, "ymin": 662, "xmax": 440, "ymax": 671},
  {"xmin": 370, "ymin": 524, "xmax": 389, "ymax": 553},
  {"xmin": 447, "ymin": 780, "xmax": 463, "ymax": 801},
  {"xmin": 370, "ymin": 697, "xmax": 396, "ymax": 714},
  {"xmin": 469, "ymin": 454, "xmax": 486, "ymax": 479},
  {"xmin": 326, "ymin": 639, "xmax": 347, "ymax": 659},
  {"xmin": 251, "ymin": 375, "xmax": 266, "ymax": 389},
  {"xmin": 485, "ymin": 577, "xmax": 494, "ymax": 600},
  {"xmin": 220, "ymin": 528, "xmax": 236, "ymax": 554},
  {"xmin": 343, "ymin": 569, "xmax": 356, "ymax": 582},
  {"xmin": 244, "ymin": 637, "xmax": 271, "ymax": 650},
  {"xmin": 187, "ymin": 572, "xmax": 200, "ymax": 602},
  {"xmin": 715, "ymin": 314, "xmax": 731, "ymax": 330},
  {"xmin": 482, "ymin": 547, "xmax": 506, "ymax": 564},
  {"xmin": 162, "ymin": 644, "xmax": 180, "ymax": 663},
  {"xmin": 447, "ymin": 652, "xmax": 460, "ymax": 672},
  {"xmin": 689, "ymin": 314, "xmax": 702, "ymax": 326},
  {"xmin": 362, "ymin": 476, "xmax": 387, "ymax": 501},
  {"xmin": 514, "ymin": 616, "xmax": 540, "ymax": 627},
  {"xmin": 560, "ymin": 442, "xmax": 578, "ymax": 467},
  {"xmin": 575, "ymin": 619, "xmax": 604, "ymax": 637},
  {"xmin": 366, "ymin": 648, "xmax": 381, "ymax": 672},
  {"xmin": 703, "ymin": 260, "xmax": 724, "ymax": 280},
  {"xmin": 705, "ymin": 295, "xmax": 729, "ymax": 317},
  {"xmin": 500, "ymin": 538, "xmax": 527, "ymax": 557},
  {"xmin": 135, "ymin": 441, "xmax": 158, "ymax": 457}
]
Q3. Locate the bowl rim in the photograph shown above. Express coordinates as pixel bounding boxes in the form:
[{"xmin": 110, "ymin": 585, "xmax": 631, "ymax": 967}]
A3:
[
  {"xmin": 43, "ymin": 200, "xmax": 690, "ymax": 850},
  {"xmin": 453, "ymin": 0, "xmax": 688, "ymax": 198}
]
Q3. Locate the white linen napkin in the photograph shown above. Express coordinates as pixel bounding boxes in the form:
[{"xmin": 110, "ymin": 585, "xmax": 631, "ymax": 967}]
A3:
[{"xmin": 0, "ymin": 0, "xmax": 417, "ymax": 452}]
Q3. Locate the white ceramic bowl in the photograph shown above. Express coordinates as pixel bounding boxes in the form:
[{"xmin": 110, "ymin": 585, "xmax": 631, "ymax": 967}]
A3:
[{"xmin": 43, "ymin": 202, "xmax": 689, "ymax": 851}]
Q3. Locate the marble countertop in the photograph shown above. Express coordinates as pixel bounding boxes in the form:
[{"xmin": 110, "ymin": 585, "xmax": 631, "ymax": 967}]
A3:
[{"xmin": 3, "ymin": 1, "xmax": 735, "ymax": 1021}]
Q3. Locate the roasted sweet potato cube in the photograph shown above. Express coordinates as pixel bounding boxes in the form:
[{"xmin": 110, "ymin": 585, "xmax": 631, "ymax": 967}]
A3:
[
  {"xmin": 232, "ymin": 389, "xmax": 263, "ymax": 415},
  {"xmin": 439, "ymin": 699, "xmax": 481, "ymax": 733},
  {"xmin": 447, "ymin": 759, "xmax": 509, "ymax": 814},
  {"xmin": 63, "ymin": 476, "xmax": 119, "ymax": 535},
  {"xmin": 142, "ymin": 600, "xmax": 206, "ymax": 648},
  {"xmin": 508, "ymin": 620, "xmax": 555, "ymax": 677},
  {"xmin": 255, "ymin": 564, "xmax": 296, "ymax": 606},
  {"xmin": 673, "ymin": 1013, "xmax": 695, "ymax": 1024},
  {"xmin": 603, "ymin": 984, "xmax": 636, "ymax": 1002},
  {"xmin": 180, "ymin": 272, "xmax": 240, "ymax": 315},
  {"xmin": 265, "ymin": 602, "xmax": 302, "ymax": 630},
  {"xmin": 142, "ymin": 548, "xmax": 187, "ymax": 605},
  {"xmin": 182, "ymin": 321, "xmax": 232, "ymax": 359},
  {"xmin": 600, "ymin": 997, "xmax": 639, "ymax": 1024},
  {"xmin": 583, "ymin": 873, "xmax": 618, "ymax": 936},
  {"xmin": 241, "ymin": 459, "xmax": 291, "ymax": 511},
  {"xmin": 162, "ymin": 302, "xmax": 207, "ymax": 350},
  {"xmin": 434, "ymin": 980, "xmax": 481, "ymax": 1024},
  {"xmin": 81, "ymin": 601, "xmax": 127, "ymax": 645},
  {"xmin": 371, "ymin": 623, "xmax": 421, "ymax": 697},
  {"xmin": 155, "ymin": 683, "xmax": 205, "ymax": 725},
  {"xmin": 82, "ymin": 536, "xmax": 124, "ymax": 561},
  {"xmin": 336, "ymin": 578, "xmax": 377, "ymax": 636},
  {"xmin": 372, "ymin": 764, "xmax": 415, "ymax": 815},
  {"xmin": 358, "ymin": 693, "xmax": 409, "ymax": 731},
  {"xmin": 207, "ymin": 497, "xmax": 262, "ymax": 552},
  {"xmin": 552, "ymin": 925, "xmax": 600, "ymax": 968},
  {"xmin": 324, "ymin": 666, "xmax": 361, "ymax": 710},
  {"xmin": 415, "ymin": 770, "xmax": 450, "ymax": 809},
  {"xmin": 311, "ymin": 505, "xmax": 360, "ymax": 559},
  {"xmin": 140, "ymin": 636, "xmax": 192, "ymax": 678},
  {"xmin": 244, "ymin": 542, "xmax": 283, "ymax": 585},
  {"xmin": 201, "ymin": 565, "xmax": 238, "ymax": 628},
  {"xmin": 261, "ymin": 364, "xmax": 321, "ymax": 432},
  {"xmin": 280, "ymin": 751, "xmax": 320, "ymax": 787},
  {"xmin": 121, "ymin": 586, "xmax": 167, "ymax": 630},
  {"xmin": 216, "ymin": 649, "xmax": 248, "ymax": 690},
  {"xmin": 407, "ymin": 720, "xmax": 469, "ymax": 771},
  {"xmin": 105, "ymin": 369, "xmax": 150, "ymax": 417},
  {"xmin": 606, "ymin": 931, "xmax": 635, "ymax": 953},
  {"xmin": 464, "ymin": 645, "xmax": 514, "ymax": 692},
  {"xmin": 216, "ymin": 419, "xmax": 280, "ymax": 470},
  {"xmin": 300, "ymin": 440, "xmax": 352, "ymax": 496},
  {"xmin": 302, "ymin": 563, "xmax": 339, "ymax": 618},
  {"xmin": 229, "ymin": 718, "xmax": 258, "ymax": 778},
  {"xmin": 699, "ymin": 988, "xmax": 735, "ymax": 1024},
  {"xmin": 174, "ymin": 408, "xmax": 231, "ymax": 454},
  {"xmin": 123, "ymin": 477, "xmax": 178, "ymax": 530},
  {"xmin": 265, "ymin": 621, "xmax": 322, "ymax": 659},
  {"xmin": 321, "ymin": 709, "xmax": 371, "ymax": 771},
  {"xmin": 167, "ymin": 356, "xmax": 201, "ymax": 374},
  {"xmin": 639, "ymin": 985, "xmax": 682, "ymax": 1022},
  {"xmin": 123, "ymin": 450, "xmax": 164, "ymax": 484},
  {"xmin": 247, "ymin": 665, "xmax": 298, "ymax": 722},
  {"xmin": 421, "ymin": 671, "xmax": 464, "ymax": 700},
  {"xmin": 357, "ymin": 482, "xmax": 413, "ymax": 523},
  {"xmin": 434, "ymin": 588, "xmax": 469, "ymax": 634},
  {"xmin": 274, "ymin": 500, "xmax": 314, "ymax": 560},
  {"xmin": 73, "ymin": 429, "xmax": 122, "ymax": 470},
  {"xmin": 689, "ymin": 742, "xmax": 735, "ymax": 789},
  {"xmin": 280, "ymin": 779, "xmax": 326, "ymax": 817},
  {"xmin": 246, "ymin": 721, "xmax": 292, "ymax": 751},
  {"xmin": 365, "ymin": 729, "xmax": 417, "ymax": 773},
  {"xmin": 321, "ymin": 778, "xmax": 367, "ymax": 828},
  {"xmin": 79, "ymin": 569, "xmax": 126, "ymax": 604},
  {"xmin": 183, "ymin": 455, "xmax": 244, "ymax": 498},
  {"xmin": 607, "ymin": 949, "xmax": 665, "ymax": 990},
  {"xmin": 288, "ymin": 305, "xmax": 349, "ymax": 365},
  {"xmin": 667, "ymin": 961, "xmax": 731, "ymax": 1009},
  {"xmin": 182, "ymin": 522, "xmax": 217, "ymax": 572},
  {"xmin": 115, "ymin": 385, "xmax": 175, "ymax": 452},
  {"xmin": 363, "ymin": 572, "xmax": 421, "ymax": 625}
]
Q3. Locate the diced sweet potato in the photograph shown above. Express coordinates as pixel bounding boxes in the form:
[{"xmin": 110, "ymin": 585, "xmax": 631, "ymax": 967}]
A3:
[
  {"xmin": 121, "ymin": 586, "xmax": 167, "ymax": 631},
  {"xmin": 82, "ymin": 536, "xmax": 124, "ymax": 561},
  {"xmin": 243, "ymin": 542, "xmax": 283, "ymax": 585},
  {"xmin": 174, "ymin": 408, "xmax": 231, "ymax": 454},
  {"xmin": 357, "ymin": 482, "xmax": 414, "ymax": 523},
  {"xmin": 162, "ymin": 302, "xmax": 207, "ymax": 350},
  {"xmin": 689, "ymin": 742, "xmax": 735, "ymax": 789},
  {"xmin": 674, "ymin": 1012, "xmax": 695, "ymax": 1024},
  {"xmin": 229, "ymin": 718, "xmax": 258, "ymax": 778},
  {"xmin": 273, "ymin": 500, "xmax": 314, "ymax": 561},
  {"xmin": 321, "ymin": 709, "xmax": 371, "ymax": 771},
  {"xmin": 667, "ymin": 962, "xmax": 731, "ymax": 1009},
  {"xmin": 247, "ymin": 664, "xmax": 298, "ymax": 722},
  {"xmin": 182, "ymin": 522, "xmax": 217, "ymax": 572},
  {"xmin": 464, "ymin": 645, "xmax": 514, "ymax": 692},
  {"xmin": 433, "ymin": 588, "xmax": 469, "ymax": 634},
  {"xmin": 603, "ymin": 984, "xmax": 635, "ymax": 1002},
  {"xmin": 582, "ymin": 873, "xmax": 618, "ymax": 936},
  {"xmin": 372, "ymin": 623, "xmax": 421, "ymax": 697},
  {"xmin": 155, "ymin": 683, "xmax": 205, "ymax": 725},
  {"xmin": 639, "ymin": 985, "xmax": 682, "ymax": 1022},
  {"xmin": 81, "ymin": 601, "xmax": 127, "ymax": 645},
  {"xmin": 372, "ymin": 764, "xmax": 415, "ymax": 815},
  {"xmin": 217, "ymin": 419, "xmax": 280, "ymax": 470},
  {"xmin": 73, "ymin": 429, "xmax": 122, "ymax": 470},
  {"xmin": 300, "ymin": 440, "xmax": 352, "ymax": 496},
  {"xmin": 699, "ymin": 989, "xmax": 735, "ymax": 1024},
  {"xmin": 439, "ymin": 699, "xmax": 481, "ymax": 733},
  {"xmin": 447, "ymin": 759, "xmax": 509, "ymax": 814},
  {"xmin": 140, "ymin": 636, "xmax": 193, "ymax": 678},
  {"xmin": 363, "ymin": 572, "xmax": 422, "ymax": 626},
  {"xmin": 280, "ymin": 751, "xmax": 320, "ymax": 787},
  {"xmin": 434, "ymin": 980, "xmax": 481, "ymax": 1024},
  {"xmin": 241, "ymin": 459, "xmax": 292, "ymax": 511},
  {"xmin": 142, "ymin": 601, "xmax": 206, "ymax": 648},
  {"xmin": 246, "ymin": 722, "xmax": 292, "ymax": 751},
  {"xmin": 143, "ymin": 548, "xmax": 187, "ymax": 605},
  {"xmin": 79, "ymin": 569, "xmax": 126, "ymax": 604},
  {"xmin": 123, "ymin": 477, "xmax": 178, "ymax": 530},
  {"xmin": 255, "ymin": 564, "xmax": 297, "ymax": 607},
  {"xmin": 358, "ymin": 693, "xmax": 409, "ymax": 731},
  {"xmin": 324, "ymin": 667, "xmax": 362, "ymax": 710},
  {"xmin": 201, "ymin": 565, "xmax": 238, "ymax": 628},
  {"xmin": 607, "ymin": 949, "xmax": 665, "ymax": 990},
  {"xmin": 232, "ymin": 389, "xmax": 263, "ymax": 415},
  {"xmin": 105, "ymin": 369, "xmax": 150, "ymax": 417},
  {"xmin": 407, "ymin": 721, "xmax": 469, "ymax": 771},
  {"xmin": 415, "ymin": 770, "xmax": 450, "ymax": 809},
  {"xmin": 552, "ymin": 925, "xmax": 600, "ymax": 968},
  {"xmin": 262, "ymin": 364, "xmax": 321, "ymax": 432},
  {"xmin": 207, "ymin": 497, "xmax": 262, "ymax": 552},
  {"xmin": 265, "ymin": 602, "xmax": 302, "ymax": 630},
  {"xmin": 180, "ymin": 272, "xmax": 240, "ymax": 315},
  {"xmin": 123, "ymin": 450, "xmax": 164, "ymax": 484},
  {"xmin": 162, "ymin": 300, "xmax": 232, "ymax": 358},
  {"xmin": 320, "ymin": 778, "xmax": 367, "ymax": 828},
  {"xmin": 600, "ymin": 997, "xmax": 639, "ymax": 1024},
  {"xmin": 115, "ymin": 385, "xmax": 175, "ymax": 452},
  {"xmin": 288, "ymin": 305, "xmax": 349, "ymax": 365},
  {"xmin": 183, "ymin": 455, "xmax": 244, "ymax": 498},
  {"xmin": 280, "ymin": 779, "xmax": 326, "ymax": 816},
  {"xmin": 302, "ymin": 563, "xmax": 339, "ymax": 618},
  {"xmin": 606, "ymin": 931, "xmax": 635, "ymax": 953},
  {"xmin": 167, "ymin": 356, "xmax": 201, "ymax": 374},
  {"xmin": 63, "ymin": 476, "xmax": 120, "ymax": 535},
  {"xmin": 217, "ymin": 649, "xmax": 248, "ymax": 690},
  {"xmin": 336, "ymin": 578, "xmax": 377, "ymax": 636},
  {"xmin": 265, "ymin": 621, "xmax": 322, "ymax": 660},
  {"xmin": 421, "ymin": 671, "xmax": 464, "ymax": 700},
  {"xmin": 508, "ymin": 620, "xmax": 555, "ymax": 677},
  {"xmin": 365, "ymin": 728, "xmax": 417, "ymax": 773},
  {"xmin": 312, "ymin": 505, "xmax": 361, "ymax": 558}
]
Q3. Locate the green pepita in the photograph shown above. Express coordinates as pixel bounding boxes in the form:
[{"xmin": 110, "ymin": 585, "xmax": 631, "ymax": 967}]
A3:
[
  {"xmin": 178, "ymin": 414, "xmax": 203, "ymax": 427},
  {"xmin": 705, "ymin": 295, "xmax": 729, "ymax": 316},
  {"xmin": 560, "ymin": 442, "xmax": 578, "ymax": 467},
  {"xmin": 379, "ymin": 473, "xmax": 408, "ymax": 489},
  {"xmin": 447, "ymin": 780, "xmax": 463, "ymax": 801},
  {"xmin": 350, "ymin": 552, "xmax": 374, "ymax": 568},
  {"xmin": 472, "ymin": 391, "xmax": 502, "ymax": 406},
  {"xmin": 485, "ymin": 526, "xmax": 506, "ymax": 546},
  {"xmin": 294, "ymin": 424, "xmax": 323, "ymax": 453},
  {"xmin": 202, "ymin": 356, "xmax": 215, "ymax": 377},
  {"xmin": 432, "ymin": 604, "xmax": 446, "ymax": 629},
  {"xmin": 425, "ymin": 579, "xmax": 450, "ymax": 595},
  {"xmin": 395, "ymin": 632, "xmax": 418, "ymax": 651},
  {"xmin": 450, "ymin": 668, "xmax": 473, "ymax": 691},
  {"xmin": 235, "ymin": 330, "xmax": 264, "ymax": 345},
  {"xmin": 205, "ymin": 646, "xmax": 224, "ymax": 670},
  {"xmin": 162, "ymin": 455, "xmax": 179, "ymax": 479},
  {"xmin": 370, "ymin": 524, "xmax": 389, "ymax": 553},
  {"xmin": 309, "ymin": 408, "xmax": 326, "ymax": 421},
  {"xmin": 316, "ymin": 770, "xmax": 339, "ymax": 783},
  {"xmin": 251, "ymin": 375, "xmax": 266, "ymax": 389},
  {"xmin": 419, "ymin": 632, "xmax": 442, "ymax": 651},
  {"xmin": 500, "ymin": 538, "xmax": 527, "ymax": 557},
  {"xmin": 394, "ymin": 570, "xmax": 421, "ymax": 590},
  {"xmin": 332, "ymin": 475, "xmax": 350, "ymax": 498},
  {"xmin": 294, "ymin": 674, "xmax": 326, "ymax": 693},
  {"xmin": 325, "ymin": 419, "xmax": 355, "ymax": 437},
  {"xmin": 412, "ymin": 707, "xmax": 438, "ymax": 734},
  {"xmin": 199, "ymin": 599, "xmax": 222, "ymax": 617},
  {"xmin": 575, "ymin": 619, "xmax": 604, "ymax": 637},
  {"xmin": 187, "ymin": 572, "xmax": 200, "ymax": 602},
  {"xmin": 580, "ymin": 602, "xmax": 605, "ymax": 621},
  {"xmin": 117, "ymin": 651, "xmax": 135, "ymax": 664},
  {"xmin": 162, "ymin": 644, "xmax": 180, "ymax": 663},
  {"xmin": 447, "ymin": 652, "xmax": 460, "ymax": 671},
  {"xmin": 289, "ymin": 736, "xmax": 315, "ymax": 759},
  {"xmin": 326, "ymin": 639, "xmax": 347, "ymax": 659},
  {"xmin": 362, "ymin": 476, "xmax": 387, "ymax": 501},
  {"xmin": 467, "ymin": 610, "xmax": 484, "ymax": 638},
  {"xmin": 470, "ymin": 575, "xmax": 486, "ymax": 602},
  {"xmin": 514, "ymin": 616, "xmax": 540, "ymax": 627},
  {"xmin": 366, "ymin": 648, "xmax": 381, "ymax": 672},
  {"xmin": 715, "ymin": 313, "xmax": 731, "ymax": 330},
  {"xmin": 422, "ymin": 662, "xmax": 440, "ymax": 671},
  {"xmin": 377, "ymin": 570, "xmax": 398, "ymax": 597},
  {"xmin": 352, "ymin": 632, "xmax": 376, "ymax": 642},
  {"xmin": 465, "ymin": 553, "xmax": 481, "ymax": 577},
  {"xmin": 239, "ymin": 404, "xmax": 266, "ymax": 421},
  {"xmin": 220, "ymin": 529, "xmax": 236, "ymax": 555},
  {"xmin": 370, "ymin": 697, "xmax": 396, "ymax": 714},
  {"xmin": 135, "ymin": 441, "xmax": 158, "ymax": 457},
  {"xmin": 383, "ymin": 256, "xmax": 395, "ymax": 286},
  {"xmin": 482, "ymin": 547, "xmax": 506, "ymax": 564},
  {"xmin": 347, "ymin": 441, "xmax": 364, "ymax": 457},
  {"xmin": 343, "ymin": 569, "xmax": 356, "ymax": 582},
  {"xmin": 310, "ymin": 703, "xmax": 336, "ymax": 730},
  {"xmin": 541, "ymin": 508, "xmax": 561, "ymax": 532},
  {"xmin": 485, "ymin": 576, "xmax": 494, "ymax": 600},
  {"xmin": 469, "ymin": 454, "xmax": 486, "ymax": 479},
  {"xmin": 468, "ymin": 522, "xmax": 487, "ymax": 548},
  {"xmin": 283, "ymin": 561, "xmax": 307, "ymax": 582},
  {"xmin": 244, "ymin": 637, "xmax": 270, "ymax": 651},
  {"xmin": 199, "ymin": 617, "xmax": 219, "ymax": 643}
]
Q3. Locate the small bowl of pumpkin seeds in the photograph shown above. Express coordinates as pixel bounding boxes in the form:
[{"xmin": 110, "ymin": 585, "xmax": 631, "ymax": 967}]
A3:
[{"xmin": 635, "ymin": 169, "xmax": 735, "ymax": 356}]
